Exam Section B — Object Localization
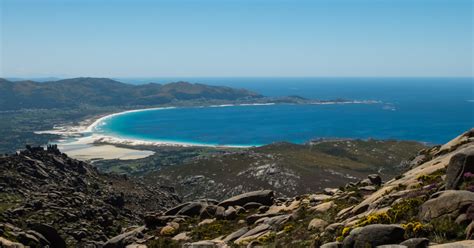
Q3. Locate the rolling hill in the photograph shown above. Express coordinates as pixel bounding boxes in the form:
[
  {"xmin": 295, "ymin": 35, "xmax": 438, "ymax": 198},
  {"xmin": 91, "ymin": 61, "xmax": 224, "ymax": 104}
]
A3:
[{"xmin": 0, "ymin": 77, "xmax": 262, "ymax": 110}]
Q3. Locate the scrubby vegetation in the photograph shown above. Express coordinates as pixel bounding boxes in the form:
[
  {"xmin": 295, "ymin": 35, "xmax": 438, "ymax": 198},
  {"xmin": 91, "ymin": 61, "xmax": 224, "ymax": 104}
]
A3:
[{"xmin": 143, "ymin": 139, "xmax": 425, "ymax": 201}]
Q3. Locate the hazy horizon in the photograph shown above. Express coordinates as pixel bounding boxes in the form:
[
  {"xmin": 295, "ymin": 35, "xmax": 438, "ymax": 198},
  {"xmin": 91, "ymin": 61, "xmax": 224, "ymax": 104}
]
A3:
[
  {"xmin": 3, "ymin": 76, "xmax": 473, "ymax": 83},
  {"xmin": 1, "ymin": 0, "xmax": 472, "ymax": 78}
]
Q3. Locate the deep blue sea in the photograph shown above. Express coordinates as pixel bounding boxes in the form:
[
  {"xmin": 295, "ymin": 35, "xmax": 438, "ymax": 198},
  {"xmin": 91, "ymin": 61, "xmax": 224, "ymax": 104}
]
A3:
[{"xmin": 97, "ymin": 78, "xmax": 473, "ymax": 146}]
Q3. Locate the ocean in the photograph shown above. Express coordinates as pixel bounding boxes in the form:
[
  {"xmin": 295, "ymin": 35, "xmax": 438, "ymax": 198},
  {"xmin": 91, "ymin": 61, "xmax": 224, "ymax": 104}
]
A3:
[{"xmin": 96, "ymin": 77, "xmax": 473, "ymax": 146}]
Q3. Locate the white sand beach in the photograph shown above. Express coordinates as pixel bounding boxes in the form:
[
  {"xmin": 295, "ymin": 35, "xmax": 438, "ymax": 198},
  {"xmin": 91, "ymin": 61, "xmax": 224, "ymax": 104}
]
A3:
[
  {"xmin": 58, "ymin": 144, "xmax": 155, "ymax": 161},
  {"xmin": 36, "ymin": 105, "xmax": 252, "ymax": 161},
  {"xmin": 52, "ymin": 134, "xmax": 156, "ymax": 161},
  {"xmin": 37, "ymin": 100, "xmax": 379, "ymax": 161}
]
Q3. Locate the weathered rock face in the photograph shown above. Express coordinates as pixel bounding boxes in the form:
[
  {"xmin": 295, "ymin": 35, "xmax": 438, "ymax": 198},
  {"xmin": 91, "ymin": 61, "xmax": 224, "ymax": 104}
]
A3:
[
  {"xmin": 199, "ymin": 205, "xmax": 218, "ymax": 219},
  {"xmin": 162, "ymin": 203, "xmax": 185, "ymax": 216},
  {"xmin": 430, "ymin": 240, "xmax": 474, "ymax": 248},
  {"xmin": 310, "ymin": 201, "xmax": 336, "ymax": 213},
  {"xmin": 342, "ymin": 224, "xmax": 405, "ymax": 248},
  {"xmin": 144, "ymin": 215, "xmax": 188, "ymax": 229},
  {"xmin": 223, "ymin": 227, "xmax": 249, "ymax": 243},
  {"xmin": 0, "ymin": 146, "xmax": 179, "ymax": 247},
  {"xmin": 172, "ymin": 231, "xmax": 191, "ymax": 242},
  {"xmin": 28, "ymin": 223, "xmax": 66, "ymax": 248},
  {"xmin": 183, "ymin": 240, "xmax": 227, "ymax": 247},
  {"xmin": 308, "ymin": 218, "xmax": 328, "ymax": 231},
  {"xmin": 0, "ymin": 237, "xmax": 25, "ymax": 248},
  {"xmin": 399, "ymin": 238, "xmax": 429, "ymax": 248},
  {"xmin": 321, "ymin": 241, "xmax": 342, "ymax": 248},
  {"xmin": 177, "ymin": 202, "xmax": 206, "ymax": 217},
  {"xmin": 234, "ymin": 223, "xmax": 271, "ymax": 245},
  {"xmin": 367, "ymin": 174, "xmax": 382, "ymax": 186},
  {"xmin": 224, "ymin": 206, "xmax": 238, "ymax": 220},
  {"xmin": 218, "ymin": 190, "xmax": 275, "ymax": 208},
  {"xmin": 445, "ymin": 147, "xmax": 474, "ymax": 190},
  {"xmin": 103, "ymin": 226, "xmax": 145, "ymax": 248},
  {"xmin": 419, "ymin": 190, "xmax": 474, "ymax": 221}
]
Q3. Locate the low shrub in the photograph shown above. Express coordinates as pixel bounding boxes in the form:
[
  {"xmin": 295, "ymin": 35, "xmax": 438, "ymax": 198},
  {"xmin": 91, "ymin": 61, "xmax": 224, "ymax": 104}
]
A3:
[
  {"xmin": 402, "ymin": 221, "xmax": 431, "ymax": 238},
  {"xmin": 430, "ymin": 216, "xmax": 465, "ymax": 242}
]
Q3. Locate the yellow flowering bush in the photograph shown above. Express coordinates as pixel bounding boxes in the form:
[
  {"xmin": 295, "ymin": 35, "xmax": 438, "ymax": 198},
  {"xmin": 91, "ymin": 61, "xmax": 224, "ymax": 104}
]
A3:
[
  {"xmin": 283, "ymin": 224, "xmax": 295, "ymax": 233},
  {"xmin": 341, "ymin": 227, "xmax": 352, "ymax": 236}
]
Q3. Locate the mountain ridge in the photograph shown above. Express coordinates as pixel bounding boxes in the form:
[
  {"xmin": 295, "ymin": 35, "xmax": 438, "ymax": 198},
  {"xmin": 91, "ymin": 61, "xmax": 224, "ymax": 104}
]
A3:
[{"xmin": 0, "ymin": 77, "xmax": 262, "ymax": 110}]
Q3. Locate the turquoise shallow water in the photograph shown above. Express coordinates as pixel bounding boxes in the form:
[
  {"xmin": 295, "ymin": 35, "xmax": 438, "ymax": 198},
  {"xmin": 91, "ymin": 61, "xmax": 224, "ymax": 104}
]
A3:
[{"xmin": 97, "ymin": 78, "xmax": 473, "ymax": 146}]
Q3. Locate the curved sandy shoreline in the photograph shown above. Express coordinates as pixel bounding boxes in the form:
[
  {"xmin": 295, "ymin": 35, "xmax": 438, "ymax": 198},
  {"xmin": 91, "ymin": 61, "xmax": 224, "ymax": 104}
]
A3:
[
  {"xmin": 84, "ymin": 106, "xmax": 178, "ymax": 133},
  {"xmin": 38, "ymin": 104, "xmax": 275, "ymax": 160},
  {"xmin": 38, "ymin": 100, "xmax": 382, "ymax": 160},
  {"xmin": 83, "ymin": 100, "xmax": 379, "ymax": 143},
  {"xmin": 82, "ymin": 103, "xmax": 277, "ymax": 148}
]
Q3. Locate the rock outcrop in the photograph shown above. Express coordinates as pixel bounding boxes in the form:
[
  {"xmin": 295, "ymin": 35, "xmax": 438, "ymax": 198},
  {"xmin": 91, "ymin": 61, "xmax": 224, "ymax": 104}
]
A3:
[
  {"xmin": 419, "ymin": 190, "xmax": 474, "ymax": 221},
  {"xmin": 342, "ymin": 224, "xmax": 405, "ymax": 247},
  {"xmin": 218, "ymin": 190, "xmax": 275, "ymax": 208},
  {"xmin": 0, "ymin": 146, "xmax": 179, "ymax": 247},
  {"xmin": 445, "ymin": 147, "xmax": 474, "ymax": 189}
]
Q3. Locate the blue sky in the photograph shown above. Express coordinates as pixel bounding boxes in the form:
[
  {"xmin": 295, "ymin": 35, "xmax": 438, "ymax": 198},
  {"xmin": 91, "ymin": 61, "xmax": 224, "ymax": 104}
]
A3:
[{"xmin": 1, "ymin": 0, "xmax": 472, "ymax": 77}]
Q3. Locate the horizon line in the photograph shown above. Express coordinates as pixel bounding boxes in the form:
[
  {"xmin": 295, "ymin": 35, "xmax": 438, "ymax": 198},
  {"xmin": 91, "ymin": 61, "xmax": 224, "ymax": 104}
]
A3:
[{"xmin": 3, "ymin": 76, "xmax": 473, "ymax": 80}]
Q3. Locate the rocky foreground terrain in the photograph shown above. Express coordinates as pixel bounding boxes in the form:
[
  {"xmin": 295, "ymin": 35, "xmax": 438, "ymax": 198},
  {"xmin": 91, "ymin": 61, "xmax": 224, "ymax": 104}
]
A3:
[
  {"xmin": 0, "ymin": 145, "xmax": 180, "ymax": 247},
  {"xmin": 106, "ymin": 139, "xmax": 425, "ymax": 201},
  {"xmin": 1, "ymin": 129, "xmax": 474, "ymax": 247}
]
